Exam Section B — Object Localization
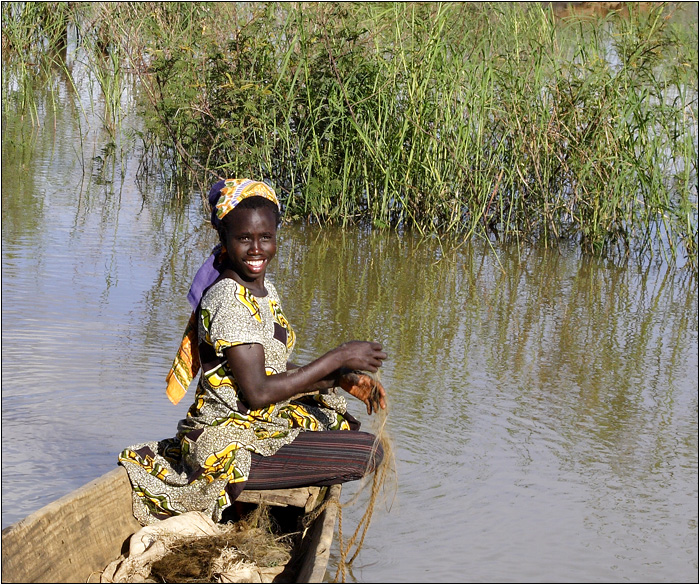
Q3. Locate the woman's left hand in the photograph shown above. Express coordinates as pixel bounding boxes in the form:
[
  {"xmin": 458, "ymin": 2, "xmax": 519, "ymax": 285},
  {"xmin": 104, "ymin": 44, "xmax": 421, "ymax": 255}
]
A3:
[{"xmin": 338, "ymin": 371, "xmax": 387, "ymax": 415}]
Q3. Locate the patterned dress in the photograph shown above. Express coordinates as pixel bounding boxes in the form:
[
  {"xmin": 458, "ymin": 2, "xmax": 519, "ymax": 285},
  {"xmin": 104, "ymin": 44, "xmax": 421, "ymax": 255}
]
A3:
[{"xmin": 119, "ymin": 278, "xmax": 353, "ymax": 525}]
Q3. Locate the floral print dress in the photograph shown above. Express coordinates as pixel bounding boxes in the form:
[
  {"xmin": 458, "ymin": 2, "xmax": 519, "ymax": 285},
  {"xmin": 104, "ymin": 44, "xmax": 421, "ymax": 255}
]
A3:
[{"xmin": 119, "ymin": 278, "xmax": 352, "ymax": 525}]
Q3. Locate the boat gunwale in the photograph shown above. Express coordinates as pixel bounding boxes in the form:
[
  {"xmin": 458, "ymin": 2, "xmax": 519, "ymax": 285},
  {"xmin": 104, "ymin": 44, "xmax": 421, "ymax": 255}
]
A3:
[{"xmin": 1, "ymin": 466, "xmax": 340, "ymax": 583}]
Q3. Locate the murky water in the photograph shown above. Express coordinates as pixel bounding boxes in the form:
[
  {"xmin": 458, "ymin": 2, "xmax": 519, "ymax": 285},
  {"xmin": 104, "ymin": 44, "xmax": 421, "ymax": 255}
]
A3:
[{"xmin": 2, "ymin": 69, "xmax": 698, "ymax": 583}]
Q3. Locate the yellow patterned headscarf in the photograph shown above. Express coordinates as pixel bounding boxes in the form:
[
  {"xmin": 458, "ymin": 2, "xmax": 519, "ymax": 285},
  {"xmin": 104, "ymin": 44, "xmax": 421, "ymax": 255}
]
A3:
[{"xmin": 214, "ymin": 178, "xmax": 279, "ymax": 223}]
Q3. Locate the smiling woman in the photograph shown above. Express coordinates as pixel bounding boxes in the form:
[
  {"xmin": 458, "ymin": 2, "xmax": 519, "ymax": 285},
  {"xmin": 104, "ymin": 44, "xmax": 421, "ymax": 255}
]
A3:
[
  {"xmin": 118, "ymin": 178, "xmax": 388, "ymax": 526},
  {"xmin": 218, "ymin": 197, "xmax": 279, "ymax": 297}
]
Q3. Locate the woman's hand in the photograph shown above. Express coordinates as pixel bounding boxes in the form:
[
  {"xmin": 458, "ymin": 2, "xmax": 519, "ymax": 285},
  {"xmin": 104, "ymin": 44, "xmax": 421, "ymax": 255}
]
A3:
[
  {"xmin": 338, "ymin": 371, "xmax": 388, "ymax": 415},
  {"xmin": 335, "ymin": 341, "xmax": 387, "ymax": 373}
]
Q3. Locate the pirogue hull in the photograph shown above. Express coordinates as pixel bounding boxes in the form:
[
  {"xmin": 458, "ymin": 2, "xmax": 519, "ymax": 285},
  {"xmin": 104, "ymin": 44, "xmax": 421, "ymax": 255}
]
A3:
[{"xmin": 1, "ymin": 466, "xmax": 340, "ymax": 583}]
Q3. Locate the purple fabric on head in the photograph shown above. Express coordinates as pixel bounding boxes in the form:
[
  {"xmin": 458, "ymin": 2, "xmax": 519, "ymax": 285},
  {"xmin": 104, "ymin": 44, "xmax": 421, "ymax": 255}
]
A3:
[
  {"xmin": 186, "ymin": 180, "xmax": 228, "ymax": 310},
  {"xmin": 208, "ymin": 179, "xmax": 228, "ymax": 229},
  {"xmin": 188, "ymin": 178, "xmax": 280, "ymax": 310}
]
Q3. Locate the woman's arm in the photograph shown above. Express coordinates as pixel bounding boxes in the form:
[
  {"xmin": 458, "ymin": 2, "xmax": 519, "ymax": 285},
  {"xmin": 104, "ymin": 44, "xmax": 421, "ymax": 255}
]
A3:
[
  {"xmin": 286, "ymin": 361, "xmax": 346, "ymax": 394},
  {"xmin": 224, "ymin": 341, "xmax": 387, "ymax": 412}
]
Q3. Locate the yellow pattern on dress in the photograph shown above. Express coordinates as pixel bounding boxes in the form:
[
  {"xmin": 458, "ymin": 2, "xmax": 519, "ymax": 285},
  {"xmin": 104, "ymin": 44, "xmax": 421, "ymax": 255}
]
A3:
[
  {"xmin": 269, "ymin": 298, "xmax": 296, "ymax": 350},
  {"xmin": 203, "ymin": 441, "xmax": 247, "ymax": 482},
  {"xmin": 233, "ymin": 284, "xmax": 261, "ymax": 322},
  {"xmin": 121, "ymin": 448, "xmax": 169, "ymax": 480}
]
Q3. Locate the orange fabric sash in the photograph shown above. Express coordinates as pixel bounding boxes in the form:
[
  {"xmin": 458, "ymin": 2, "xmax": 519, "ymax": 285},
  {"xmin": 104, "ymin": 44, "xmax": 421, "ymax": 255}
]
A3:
[{"xmin": 165, "ymin": 311, "xmax": 200, "ymax": 405}]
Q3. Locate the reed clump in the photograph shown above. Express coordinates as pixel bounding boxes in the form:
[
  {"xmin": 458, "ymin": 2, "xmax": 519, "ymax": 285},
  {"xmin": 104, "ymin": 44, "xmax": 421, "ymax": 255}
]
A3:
[{"xmin": 2, "ymin": 2, "xmax": 697, "ymax": 269}]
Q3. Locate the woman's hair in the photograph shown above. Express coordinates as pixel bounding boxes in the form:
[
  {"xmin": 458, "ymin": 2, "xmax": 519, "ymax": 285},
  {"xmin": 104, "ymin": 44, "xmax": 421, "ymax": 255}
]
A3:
[{"xmin": 218, "ymin": 196, "xmax": 281, "ymax": 242}]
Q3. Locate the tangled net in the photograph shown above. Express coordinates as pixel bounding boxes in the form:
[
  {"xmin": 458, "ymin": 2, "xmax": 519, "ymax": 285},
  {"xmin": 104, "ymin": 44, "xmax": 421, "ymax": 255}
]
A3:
[{"xmin": 101, "ymin": 506, "xmax": 295, "ymax": 583}]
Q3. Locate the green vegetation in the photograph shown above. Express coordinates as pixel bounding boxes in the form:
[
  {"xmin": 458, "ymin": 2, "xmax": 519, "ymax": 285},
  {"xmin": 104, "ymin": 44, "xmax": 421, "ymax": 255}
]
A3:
[{"xmin": 2, "ymin": 2, "xmax": 697, "ymax": 269}]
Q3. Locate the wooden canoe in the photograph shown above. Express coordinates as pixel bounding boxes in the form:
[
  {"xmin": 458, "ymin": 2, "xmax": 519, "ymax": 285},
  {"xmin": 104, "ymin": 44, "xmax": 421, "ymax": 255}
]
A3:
[{"xmin": 1, "ymin": 466, "xmax": 340, "ymax": 583}]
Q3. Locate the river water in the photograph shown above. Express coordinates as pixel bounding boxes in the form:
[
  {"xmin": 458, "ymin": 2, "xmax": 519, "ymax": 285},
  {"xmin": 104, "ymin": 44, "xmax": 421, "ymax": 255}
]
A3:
[{"xmin": 2, "ymin": 58, "xmax": 698, "ymax": 583}]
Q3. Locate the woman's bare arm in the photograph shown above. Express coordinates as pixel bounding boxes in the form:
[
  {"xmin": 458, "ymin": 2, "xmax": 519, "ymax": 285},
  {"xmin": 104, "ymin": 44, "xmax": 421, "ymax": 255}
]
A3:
[{"xmin": 224, "ymin": 340, "xmax": 387, "ymax": 411}]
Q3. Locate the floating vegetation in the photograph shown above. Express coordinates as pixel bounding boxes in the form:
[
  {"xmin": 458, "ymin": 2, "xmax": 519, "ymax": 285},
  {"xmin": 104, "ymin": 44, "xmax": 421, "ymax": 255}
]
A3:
[{"xmin": 2, "ymin": 2, "xmax": 697, "ymax": 270}]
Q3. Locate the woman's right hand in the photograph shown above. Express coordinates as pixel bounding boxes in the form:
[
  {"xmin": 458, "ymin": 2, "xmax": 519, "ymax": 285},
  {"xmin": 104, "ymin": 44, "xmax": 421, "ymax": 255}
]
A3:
[
  {"xmin": 338, "ymin": 370, "xmax": 387, "ymax": 415},
  {"xmin": 335, "ymin": 341, "xmax": 387, "ymax": 372}
]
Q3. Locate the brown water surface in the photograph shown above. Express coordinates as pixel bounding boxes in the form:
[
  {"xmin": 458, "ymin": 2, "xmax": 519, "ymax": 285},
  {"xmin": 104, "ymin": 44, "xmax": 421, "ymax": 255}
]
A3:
[{"xmin": 1, "ymin": 65, "xmax": 698, "ymax": 584}]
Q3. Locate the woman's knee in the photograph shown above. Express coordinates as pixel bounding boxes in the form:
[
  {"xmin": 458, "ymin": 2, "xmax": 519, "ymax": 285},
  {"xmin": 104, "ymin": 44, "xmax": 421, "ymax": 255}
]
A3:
[
  {"xmin": 349, "ymin": 431, "xmax": 384, "ymax": 476},
  {"xmin": 366, "ymin": 437, "xmax": 384, "ymax": 473}
]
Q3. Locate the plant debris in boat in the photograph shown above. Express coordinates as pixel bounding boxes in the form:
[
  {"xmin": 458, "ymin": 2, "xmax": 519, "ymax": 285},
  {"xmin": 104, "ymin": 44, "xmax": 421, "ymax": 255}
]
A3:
[
  {"xmin": 151, "ymin": 506, "xmax": 293, "ymax": 583},
  {"xmin": 101, "ymin": 505, "xmax": 295, "ymax": 584}
]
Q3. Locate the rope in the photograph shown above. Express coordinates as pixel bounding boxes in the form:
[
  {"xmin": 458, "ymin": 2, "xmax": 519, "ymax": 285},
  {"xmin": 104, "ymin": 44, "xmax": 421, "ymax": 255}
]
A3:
[
  {"xmin": 301, "ymin": 370, "xmax": 396, "ymax": 583},
  {"xmin": 336, "ymin": 370, "xmax": 397, "ymax": 583}
]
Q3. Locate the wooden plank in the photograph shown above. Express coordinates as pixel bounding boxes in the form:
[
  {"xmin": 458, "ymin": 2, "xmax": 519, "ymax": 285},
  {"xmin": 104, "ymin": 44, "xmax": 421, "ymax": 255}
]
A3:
[
  {"xmin": 1, "ymin": 467, "xmax": 140, "ymax": 584},
  {"xmin": 304, "ymin": 485, "xmax": 328, "ymax": 513},
  {"xmin": 295, "ymin": 484, "xmax": 341, "ymax": 583},
  {"xmin": 237, "ymin": 485, "xmax": 321, "ymax": 509}
]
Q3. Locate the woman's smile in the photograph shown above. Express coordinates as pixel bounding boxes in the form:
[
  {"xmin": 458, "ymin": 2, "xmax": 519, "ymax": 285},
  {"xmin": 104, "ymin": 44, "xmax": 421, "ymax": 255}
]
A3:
[{"xmin": 244, "ymin": 258, "xmax": 267, "ymax": 272}]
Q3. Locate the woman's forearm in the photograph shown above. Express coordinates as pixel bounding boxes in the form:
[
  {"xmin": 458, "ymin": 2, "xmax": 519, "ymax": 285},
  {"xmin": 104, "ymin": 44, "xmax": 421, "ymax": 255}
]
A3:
[
  {"xmin": 226, "ymin": 340, "xmax": 386, "ymax": 410},
  {"xmin": 226, "ymin": 345, "xmax": 343, "ymax": 409},
  {"xmin": 287, "ymin": 361, "xmax": 348, "ymax": 392}
]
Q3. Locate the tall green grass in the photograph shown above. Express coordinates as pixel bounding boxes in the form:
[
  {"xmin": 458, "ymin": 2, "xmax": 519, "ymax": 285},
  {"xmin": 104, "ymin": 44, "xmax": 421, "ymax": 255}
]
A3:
[{"xmin": 2, "ymin": 2, "xmax": 697, "ymax": 269}]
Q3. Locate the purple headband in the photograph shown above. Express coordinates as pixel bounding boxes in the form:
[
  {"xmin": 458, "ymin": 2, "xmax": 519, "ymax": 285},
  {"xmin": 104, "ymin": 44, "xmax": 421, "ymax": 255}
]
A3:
[{"xmin": 208, "ymin": 179, "xmax": 228, "ymax": 229}]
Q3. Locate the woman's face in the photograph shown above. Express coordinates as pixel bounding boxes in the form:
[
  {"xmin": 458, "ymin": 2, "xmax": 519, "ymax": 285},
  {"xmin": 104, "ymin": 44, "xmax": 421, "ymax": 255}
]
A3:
[{"xmin": 222, "ymin": 206, "xmax": 278, "ymax": 291}]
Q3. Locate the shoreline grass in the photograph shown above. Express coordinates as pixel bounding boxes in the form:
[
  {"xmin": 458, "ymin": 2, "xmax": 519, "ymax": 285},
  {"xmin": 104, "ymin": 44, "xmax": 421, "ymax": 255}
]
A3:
[{"xmin": 2, "ymin": 2, "xmax": 697, "ymax": 270}]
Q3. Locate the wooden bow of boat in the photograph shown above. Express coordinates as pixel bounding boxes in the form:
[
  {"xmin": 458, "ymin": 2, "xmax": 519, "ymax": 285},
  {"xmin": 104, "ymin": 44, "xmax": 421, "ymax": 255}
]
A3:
[{"xmin": 1, "ymin": 467, "xmax": 340, "ymax": 583}]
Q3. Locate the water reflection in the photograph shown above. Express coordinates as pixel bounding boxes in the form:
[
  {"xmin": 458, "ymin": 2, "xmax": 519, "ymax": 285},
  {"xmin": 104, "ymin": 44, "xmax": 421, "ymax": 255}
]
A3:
[
  {"xmin": 272, "ymin": 225, "xmax": 698, "ymax": 583},
  {"xmin": 1, "ymin": 75, "xmax": 698, "ymax": 583}
]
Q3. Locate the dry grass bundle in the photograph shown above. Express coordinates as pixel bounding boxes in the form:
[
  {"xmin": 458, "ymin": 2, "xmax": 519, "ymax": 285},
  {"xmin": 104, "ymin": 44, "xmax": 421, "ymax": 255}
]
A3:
[{"xmin": 148, "ymin": 506, "xmax": 294, "ymax": 584}]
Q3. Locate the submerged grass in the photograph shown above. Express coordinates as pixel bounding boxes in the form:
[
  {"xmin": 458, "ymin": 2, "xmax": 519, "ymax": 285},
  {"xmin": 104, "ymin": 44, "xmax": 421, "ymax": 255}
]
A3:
[{"xmin": 2, "ymin": 2, "xmax": 697, "ymax": 269}]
